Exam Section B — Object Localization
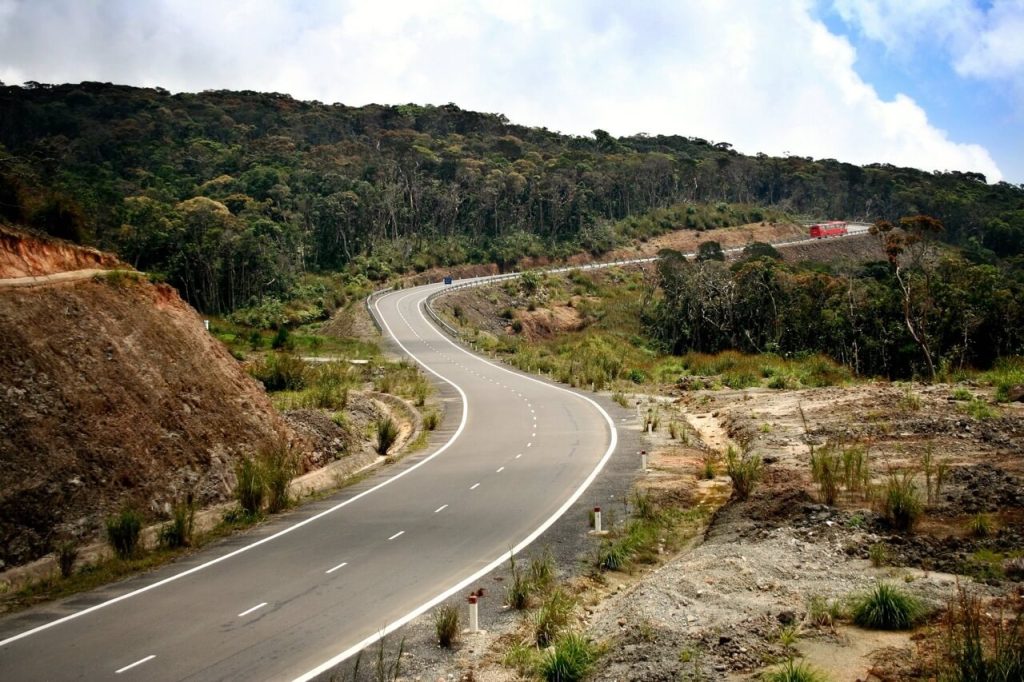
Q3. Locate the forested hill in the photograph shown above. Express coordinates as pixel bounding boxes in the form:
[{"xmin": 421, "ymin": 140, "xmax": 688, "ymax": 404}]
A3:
[{"xmin": 1, "ymin": 81, "xmax": 1023, "ymax": 314}]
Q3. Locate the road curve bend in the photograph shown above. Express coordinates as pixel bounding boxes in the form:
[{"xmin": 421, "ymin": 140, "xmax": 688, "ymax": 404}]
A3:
[{"xmin": 0, "ymin": 281, "xmax": 617, "ymax": 681}]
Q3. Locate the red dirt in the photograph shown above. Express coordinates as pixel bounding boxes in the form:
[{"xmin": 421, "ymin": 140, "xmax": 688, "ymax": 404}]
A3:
[
  {"xmin": 0, "ymin": 224, "xmax": 124, "ymax": 278},
  {"xmin": 0, "ymin": 227, "xmax": 298, "ymax": 567}
]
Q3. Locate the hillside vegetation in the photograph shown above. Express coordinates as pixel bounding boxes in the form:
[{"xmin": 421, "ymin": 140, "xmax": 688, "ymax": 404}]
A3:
[{"xmin": 1, "ymin": 82, "xmax": 1023, "ymax": 320}]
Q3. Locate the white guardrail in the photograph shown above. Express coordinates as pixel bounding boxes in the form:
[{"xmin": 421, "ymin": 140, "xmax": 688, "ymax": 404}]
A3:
[{"xmin": 365, "ymin": 226, "xmax": 872, "ymax": 342}]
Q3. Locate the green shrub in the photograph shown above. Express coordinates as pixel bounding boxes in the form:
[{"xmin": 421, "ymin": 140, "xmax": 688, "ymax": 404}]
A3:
[
  {"xmin": 611, "ymin": 392, "xmax": 629, "ymax": 408},
  {"xmin": 538, "ymin": 632, "xmax": 599, "ymax": 682},
  {"xmin": 376, "ymin": 416, "xmax": 399, "ymax": 455},
  {"xmin": 807, "ymin": 595, "xmax": 843, "ymax": 627},
  {"xmin": 235, "ymin": 456, "xmax": 265, "ymax": 517},
  {"xmin": 106, "ymin": 507, "xmax": 143, "ymax": 560},
  {"xmin": 763, "ymin": 658, "xmax": 830, "ymax": 682},
  {"xmin": 423, "ymin": 411, "xmax": 440, "ymax": 430},
  {"xmin": 726, "ymin": 446, "xmax": 762, "ymax": 500},
  {"xmin": 880, "ymin": 472, "xmax": 923, "ymax": 532},
  {"xmin": 250, "ymin": 352, "xmax": 308, "ymax": 391},
  {"xmin": 850, "ymin": 583, "xmax": 925, "ymax": 630},
  {"xmin": 271, "ymin": 326, "xmax": 292, "ymax": 350},
  {"xmin": 433, "ymin": 603, "xmax": 460, "ymax": 649}
]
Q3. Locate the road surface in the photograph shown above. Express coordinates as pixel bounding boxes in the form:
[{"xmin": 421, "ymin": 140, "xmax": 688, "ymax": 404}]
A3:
[{"xmin": 0, "ymin": 282, "xmax": 617, "ymax": 681}]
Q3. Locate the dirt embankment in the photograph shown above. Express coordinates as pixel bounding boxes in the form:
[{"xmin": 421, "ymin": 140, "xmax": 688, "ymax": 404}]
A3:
[
  {"xmin": 0, "ymin": 224, "xmax": 124, "ymax": 279},
  {"xmin": 0, "ymin": 226, "xmax": 298, "ymax": 568}
]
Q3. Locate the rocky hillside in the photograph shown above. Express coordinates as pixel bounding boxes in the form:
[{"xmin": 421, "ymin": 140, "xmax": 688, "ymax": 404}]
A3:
[{"xmin": 0, "ymin": 226, "xmax": 297, "ymax": 567}]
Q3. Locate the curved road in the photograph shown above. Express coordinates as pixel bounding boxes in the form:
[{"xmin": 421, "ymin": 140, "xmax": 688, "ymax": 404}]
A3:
[{"xmin": 0, "ymin": 281, "xmax": 616, "ymax": 681}]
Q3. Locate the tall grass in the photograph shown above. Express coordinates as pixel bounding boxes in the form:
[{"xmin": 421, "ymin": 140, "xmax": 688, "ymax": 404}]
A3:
[
  {"xmin": 105, "ymin": 507, "xmax": 143, "ymax": 560},
  {"xmin": 533, "ymin": 588, "xmax": 576, "ymax": 647},
  {"xmin": 811, "ymin": 446, "xmax": 842, "ymax": 506},
  {"xmin": 433, "ymin": 604, "xmax": 460, "ymax": 648},
  {"xmin": 159, "ymin": 498, "xmax": 196, "ymax": 549},
  {"xmin": 943, "ymin": 586, "xmax": 1024, "ymax": 681},
  {"xmin": 376, "ymin": 416, "xmax": 399, "ymax": 455},
  {"xmin": 880, "ymin": 471, "xmax": 923, "ymax": 532},
  {"xmin": 726, "ymin": 446, "xmax": 762, "ymax": 501},
  {"xmin": 262, "ymin": 443, "xmax": 296, "ymax": 513},
  {"xmin": 235, "ymin": 456, "xmax": 265, "ymax": 517}
]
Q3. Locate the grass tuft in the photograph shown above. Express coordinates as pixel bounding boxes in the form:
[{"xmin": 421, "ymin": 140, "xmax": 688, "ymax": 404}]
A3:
[
  {"xmin": 376, "ymin": 416, "xmax": 399, "ymax": 455},
  {"xmin": 433, "ymin": 603, "xmax": 460, "ymax": 649},
  {"xmin": 850, "ymin": 583, "xmax": 926, "ymax": 630},
  {"xmin": 763, "ymin": 658, "xmax": 830, "ymax": 682},
  {"xmin": 105, "ymin": 507, "xmax": 143, "ymax": 560},
  {"xmin": 726, "ymin": 446, "xmax": 762, "ymax": 501},
  {"xmin": 880, "ymin": 471, "xmax": 923, "ymax": 532},
  {"xmin": 538, "ymin": 632, "xmax": 599, "ymax": 682}
]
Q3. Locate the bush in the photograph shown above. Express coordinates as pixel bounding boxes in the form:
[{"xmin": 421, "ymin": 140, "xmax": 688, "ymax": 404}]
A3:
[
  {"xmin": 850, "ymin": 583, "xmax": 925, "ymax": 630},
  {"xmin": 376, "ymin": 416, "xmax": 399, "ymax": 455},
  {"xmin": 56, "ymin": 541, "xmax": 78, "ymax": 578},
  {"xmin": 869, "ymin": 542, "xmax": 889, "ymax": 567},
  {"xmin": 763, "ymin": 658, "xmax": 829, "ymax": 682},
  {"xmin": 538, "ymin": 632, "xmax": 599, "ymax": 682},
  {"xmin": 106, "ymin": 507, "xmax": 143, "ymax": 560},
  {"xmin": 433, "ymin": 603, "xmax": 460, "ymax": 649},
  {"xmin": 423, "ymin": 411, "xmax": 440, "ymax": 430},
  {"xmin": 271, "ymin": 326, "xmax": 292, "ymax": 350},
  {"xmin": 235, "ymin": 456, "xmax": 265, "ymax": 517},
  {"xmin": 250, "ymin": 352, "xmax": 308, "ymax": 391},
  {"xmin": 880, "ymin": 472, "xmax": 923, "ymax": 532},
  {"xmin": 726, "ymin": 446, "xmax": 762, "ymax": 500}
]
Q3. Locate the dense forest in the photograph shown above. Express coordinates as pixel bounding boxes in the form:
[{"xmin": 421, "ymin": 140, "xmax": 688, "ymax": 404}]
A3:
[
  {"xmin": 1, "ymin": 82, "xmax": 1023, "ymax": 318},
  {"xmin": 1, "ymin": 82, "xmax": 1023, "ymax": 377}
]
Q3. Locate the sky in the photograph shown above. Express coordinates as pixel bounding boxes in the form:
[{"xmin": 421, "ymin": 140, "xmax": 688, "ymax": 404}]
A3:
[{"xmin": 0, "ymin": 0, "xmax": 1021, "ymax": 184}]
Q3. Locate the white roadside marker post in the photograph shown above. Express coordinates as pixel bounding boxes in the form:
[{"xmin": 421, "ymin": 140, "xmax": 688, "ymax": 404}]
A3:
[
  {"xmin": 641, "ymin": 450, "xmax": 648, "ymax": 472},
  {"xmin": 467, "ymin": 595, "xmax": 479, "ymax": 633},
  {"xmin": 593, "ymin": 506, "xmax": 602, "ymax": 533}
]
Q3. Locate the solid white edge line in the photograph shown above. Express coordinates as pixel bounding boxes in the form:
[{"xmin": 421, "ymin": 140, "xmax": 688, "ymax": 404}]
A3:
[
  {"xmin": 115, "ymin": 654, "xmax": 155, "ymax": 674},
  {"xmin": 325, "ymin": 562, "xmax": 348, "ymax": 574},
  {"xmin": 292, "ymin": 282, "xmax": 618, "ymax": 682},
  {"xmin": 237, "ymin": 602, "xmax": 268, "ymax": 618},
  {"xmin": 0, "ymin": 286, "xmax": 471, "ymax": 651}
]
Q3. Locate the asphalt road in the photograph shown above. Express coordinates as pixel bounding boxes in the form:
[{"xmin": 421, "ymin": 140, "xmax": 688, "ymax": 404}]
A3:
[{"xmin": 0, "ymin": 282, "xmax": 616, "ymax": 681}]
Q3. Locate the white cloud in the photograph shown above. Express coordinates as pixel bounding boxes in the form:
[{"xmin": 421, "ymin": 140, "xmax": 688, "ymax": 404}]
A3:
[
  {"xmin": 0, "ymin": 0, "xmax": 1004, "ymax": 181},
  {"xmin": 834, "ymin": 0, "xmax": 1024, "ymax": 87}
]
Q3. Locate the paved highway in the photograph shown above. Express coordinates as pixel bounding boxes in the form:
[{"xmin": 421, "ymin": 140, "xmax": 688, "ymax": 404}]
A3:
[{"xmin": 0, "ymin": 283, "xmax": 617, "ymax": 681}]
